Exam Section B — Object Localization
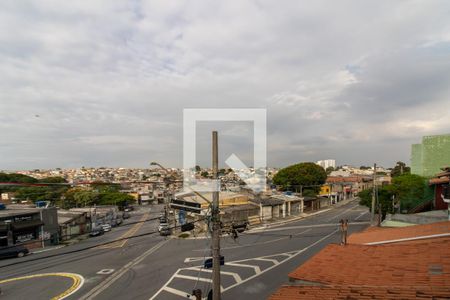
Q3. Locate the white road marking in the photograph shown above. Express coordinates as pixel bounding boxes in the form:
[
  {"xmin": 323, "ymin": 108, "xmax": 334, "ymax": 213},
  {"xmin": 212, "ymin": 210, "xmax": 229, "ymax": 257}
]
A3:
[
  {"xmin": 150, "ymin": 229, "xmax": 339, "ymax": 299},
  {"xmin": 163, "ymin": 286, "xmax": 190, "ymax": 298},
  {"xmin": 253, "ymin": 258, "xmax": 278, "ymax": 265},
  {"xmin": 184, "ymin": 257, "xmax": 206, "ymax": 263},
  {"xmin": 246, "ymin": 222, "xmax": 368, "ymax": 233},
  {"xmin": 193, "ymin": 228, "xmax": 311, "ymax": 252},
  {"xmin": 355, "ymin": 211, "xmax": 369, "ymax": 220},
  {"xmin": 184, "ymin": 267, "xmax": 243, "ymax": 283},
  {"xmin": 328, "ymin": 204, "xmax": 360, "ymax": 221},
  {"xmin": 96, "ymin": 269, "xmax": 115, "ymax": 275},
  {"xmin": 226, "ymin": 263, "xmax": 262, "ymax": 274},
  {"xmin": 80, "ymin": 239, "xmax": 169, "ymax": 300},
  {"xmin": 221, "ymin": 229, "xmax": 339, "ymax": 293}
]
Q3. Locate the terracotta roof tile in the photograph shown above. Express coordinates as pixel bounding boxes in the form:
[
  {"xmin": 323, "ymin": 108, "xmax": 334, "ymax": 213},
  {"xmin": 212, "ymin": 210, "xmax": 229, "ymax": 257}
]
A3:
[
  {"xmin": 270, "ymin": 285, "xmax": 450, "ymax": 300},
  {"xmin": 347, "ymin": 221, "xmax": 450, "ymax": 245},
  {"xmin": 288, "ymin": 238, "xmax": 450, "ymax": 288}
]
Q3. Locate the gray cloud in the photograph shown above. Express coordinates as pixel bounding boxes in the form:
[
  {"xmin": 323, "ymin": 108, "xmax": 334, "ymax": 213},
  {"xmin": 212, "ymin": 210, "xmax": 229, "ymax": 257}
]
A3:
[{"xmin": 1, "ymin": 1, "xmax": 450, "ymax": 170}]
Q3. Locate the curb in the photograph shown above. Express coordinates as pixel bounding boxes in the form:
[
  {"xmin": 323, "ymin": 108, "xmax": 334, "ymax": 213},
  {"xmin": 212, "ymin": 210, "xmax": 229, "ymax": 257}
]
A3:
[
  {"xmin": 31, "ymin": 245, "xmax": 66, "ymax": 254},
  {"xmin": 172, "ymin": 198, "xmax": 358, "ymax": 240}
]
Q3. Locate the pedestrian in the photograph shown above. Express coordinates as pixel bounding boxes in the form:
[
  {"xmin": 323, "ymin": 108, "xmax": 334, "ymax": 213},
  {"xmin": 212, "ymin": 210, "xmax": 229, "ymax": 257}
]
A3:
[{"xmin": 340, "ymin": 219, "xmax": 348, "ymax": 245}]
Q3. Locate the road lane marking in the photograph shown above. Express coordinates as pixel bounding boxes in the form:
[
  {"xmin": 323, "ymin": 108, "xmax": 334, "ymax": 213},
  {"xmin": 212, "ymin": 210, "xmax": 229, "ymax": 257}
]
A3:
[
  {"xmin": 226, "ymin": 263, "xmax": 262, "ymax": 274},
  {"xmin": 221, "ymin": 229, "xmax": 339, "ymax": 293},
  {"xmin": 163, "ymin": 286, "xmax": 190, "ymax": 298},
  {"xmin": 355, "ymin": 211, "xmax": 369, "ymax": 220},
  {"xmin": 193, "ymin": 228, "xmax": 312, "ymax": 252},
  {"xmin": 150, "ymin": 229, "xmax": 340, "ymax": 299},
  {"xmin": 97, "ymin": 213, "xmax": 149, "ymax": 249},
  {"xmin": 248, "ymin": 222, "xmax": 369, "ymax": 233},
  {"xmin": 327, "ymin": 204, "xmax": 360, "ymax": 221},
  {"xmin": 80, "ymin": 238, "xmax": 169, "ymax": 300},
  {"xmin": 0, "ymin": 272, "xmax": 84, "ymax": 300},
  {"xmin": 184, "ymin": 257, "xmax": 206, "ymax": 263},
  {"xmin": 96, "ymin": 269, "xmax": 115, "ymax": 275},
  {"xmin": 253, "ymin": 257, "xmax": 278, "ymax": 265},
  {"xmin": 184, "ymin": 267, "xmax": 243, "ymax": 283}
]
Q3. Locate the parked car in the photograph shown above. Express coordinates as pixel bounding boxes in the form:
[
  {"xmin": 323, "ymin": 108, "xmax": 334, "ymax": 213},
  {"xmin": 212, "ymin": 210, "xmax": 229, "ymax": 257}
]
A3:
[
  {"xmin": 159, "ymin": 226, "xmax": 172, "ymax": 236},
  {"xmin": 0, "ymin": 245, "xmax": 29, "ymax": 259},
  {"xmin": 101, "ymin": 224, "xmax": 112, "ymax": 232},
  {"xmin": 89, "ymin": 227, "xmax": 104, "ymax": 237},
  {"xmin": 158, "ymin": 219, "xmax": 169, "ymax": 231}
]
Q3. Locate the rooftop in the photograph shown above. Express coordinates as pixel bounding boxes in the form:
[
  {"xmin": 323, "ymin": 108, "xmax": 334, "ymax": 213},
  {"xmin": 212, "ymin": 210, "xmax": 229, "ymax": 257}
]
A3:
[
  {"xmin": 347, "ymin": 220, "xmax": 450, "ymax": 245},
  {"xmin": 270, "ymin": 285, "xmax": 450, "ymax": 300},
  {"xmin": 271, "ymin": 221, "xmax": 450, "ymax": 299}
]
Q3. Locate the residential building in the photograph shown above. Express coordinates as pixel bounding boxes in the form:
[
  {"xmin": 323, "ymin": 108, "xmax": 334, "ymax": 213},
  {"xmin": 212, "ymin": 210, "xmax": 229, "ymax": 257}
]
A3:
[
  {"xmin": 58, "ymin": 210, "xmax": 88, "ymax": 241},
  {"xmin": 411, "ymin": 134, "xmax": 450, "ymax": 177},
  {"xmin": 429, "ymin": 166, "xmax": 450, "ymax": 211},
  {"xmin": 316, "ymin": 159, "xmax": 336, "ymax": 170},
  {"xmin": 0, "ymin": 205, "xmax": 58, "ymax": 248}
]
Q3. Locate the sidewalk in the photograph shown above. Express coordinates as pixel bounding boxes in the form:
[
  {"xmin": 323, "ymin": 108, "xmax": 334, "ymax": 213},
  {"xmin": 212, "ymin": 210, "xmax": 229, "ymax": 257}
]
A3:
[
  {"xmin": 249, "ymin": 197, "xmax": 357, "ymax": 230},
  {"xmin": 180, "ymin": 198, "xmax": 358, "ymax": 239},
  {"xmin": 30, "ymin": 245, "xmax": 65, "ymax": 254}
]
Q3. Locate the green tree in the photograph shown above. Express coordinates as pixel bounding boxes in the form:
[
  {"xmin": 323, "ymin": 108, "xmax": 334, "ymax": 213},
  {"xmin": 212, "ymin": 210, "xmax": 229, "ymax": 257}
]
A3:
[
  {"xmin": 390, "ymin": 161, "xmax": 411, "ymax": 177},
  {"xmin": 359, "ymin": 173, "xmax": 432, "ymax": 217},
  {"xmin": 358, "ymin": 187, "xmax": 394, "ymax": 219},
  {"xmin": 195, "ymin": 165, "xmax": 201, "ymax": 172},
  {"xmin": 201, "ymin": 171, "xmax": 209, "ymax": 178},
  {"xmin": 273, "ymin": 162, "xmax": 327, "ymax": 194},
  {"xmin": 325, "ymin": 166, "xmax": 335, "ymax": 174}
]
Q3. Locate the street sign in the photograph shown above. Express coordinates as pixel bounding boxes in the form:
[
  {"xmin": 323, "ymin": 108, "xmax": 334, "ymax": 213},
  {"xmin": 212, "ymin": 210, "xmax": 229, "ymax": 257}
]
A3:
[
  {"xmin": 204, "ymin": 256, "xmax": 224, "ymax": 269},
  {"xmin": 170, "ymin": 199, "xmax": 202, "ymax": 214}
]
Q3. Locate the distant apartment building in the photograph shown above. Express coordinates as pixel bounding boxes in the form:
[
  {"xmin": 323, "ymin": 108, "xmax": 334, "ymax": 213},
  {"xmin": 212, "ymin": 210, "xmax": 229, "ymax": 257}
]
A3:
[
  {"xmin": 411, "ymin": 134, "xmax": 450, "ymax": 177},
  {"xmin": 316, "ymin": 159, "xmax": 336, "ymax": 170}
]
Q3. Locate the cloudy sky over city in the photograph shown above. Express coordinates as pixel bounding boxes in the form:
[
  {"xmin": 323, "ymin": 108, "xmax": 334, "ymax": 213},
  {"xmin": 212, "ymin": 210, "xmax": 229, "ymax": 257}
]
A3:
[{"xmin": 1, "ymin": 1, "xmax": 450, "ymax": 170}]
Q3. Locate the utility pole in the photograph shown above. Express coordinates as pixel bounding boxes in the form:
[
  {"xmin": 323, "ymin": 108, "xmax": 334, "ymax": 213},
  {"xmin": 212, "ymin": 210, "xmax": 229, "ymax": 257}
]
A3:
[
  {"xmin": 371, "ymin": 163, "xmax": 376, "ymax": 224},
  {"xmin": 211, "ymin": 131, "xmax": 221, "ymax": 300}
]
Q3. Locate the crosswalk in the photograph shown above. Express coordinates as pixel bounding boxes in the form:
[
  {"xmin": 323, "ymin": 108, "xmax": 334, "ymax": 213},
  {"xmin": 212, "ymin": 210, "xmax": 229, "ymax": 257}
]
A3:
[
  {"xmin": 149, "ymin": 250, "xmax": 304, "ymax": 300},
  {"xmin": 149, "ymin": 229, "xmax": 339, "ymax": 300}
]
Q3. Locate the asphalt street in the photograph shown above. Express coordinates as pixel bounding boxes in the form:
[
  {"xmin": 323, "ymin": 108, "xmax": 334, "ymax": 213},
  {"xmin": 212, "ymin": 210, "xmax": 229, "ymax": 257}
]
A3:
[{"xmin": 0, "ymin": 200, "xmax": 370, "ymax": 300}]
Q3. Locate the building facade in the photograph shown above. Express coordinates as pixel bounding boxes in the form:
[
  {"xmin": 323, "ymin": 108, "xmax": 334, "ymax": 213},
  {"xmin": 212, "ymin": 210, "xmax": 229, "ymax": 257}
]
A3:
[
  {"xmin": 411, "ymin": 134, "xmax": 450, "ymax": 177},
  {"xmin": 317, "ymin": 159, "xmax": 336, "ymax": 170}
]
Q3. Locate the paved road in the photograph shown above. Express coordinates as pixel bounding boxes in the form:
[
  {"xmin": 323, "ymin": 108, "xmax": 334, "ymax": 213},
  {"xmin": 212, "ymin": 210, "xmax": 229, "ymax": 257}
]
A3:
[{"xmin": 0, "ymin": 200, "xmax": 370, "ymax": 300}]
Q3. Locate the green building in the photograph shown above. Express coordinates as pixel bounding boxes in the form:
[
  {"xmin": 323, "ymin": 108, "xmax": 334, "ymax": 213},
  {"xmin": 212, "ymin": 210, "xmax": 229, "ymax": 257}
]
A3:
[{"xmin": 411, "ymin": 134, "xmax": 450, "ymax": 177}]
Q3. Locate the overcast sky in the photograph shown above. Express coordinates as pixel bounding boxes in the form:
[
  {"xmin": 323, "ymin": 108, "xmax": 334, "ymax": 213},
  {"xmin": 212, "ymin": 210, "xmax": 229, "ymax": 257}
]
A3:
[{"xmin": 1, "ymin": 1, "xmax": 450, "ymax": 170}]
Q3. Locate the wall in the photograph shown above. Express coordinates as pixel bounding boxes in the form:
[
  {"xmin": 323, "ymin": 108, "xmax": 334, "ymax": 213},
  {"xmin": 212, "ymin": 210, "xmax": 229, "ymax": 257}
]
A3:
[{"xmin": 411, "ymin": 134, "xmax": 450, "ymax": 177}]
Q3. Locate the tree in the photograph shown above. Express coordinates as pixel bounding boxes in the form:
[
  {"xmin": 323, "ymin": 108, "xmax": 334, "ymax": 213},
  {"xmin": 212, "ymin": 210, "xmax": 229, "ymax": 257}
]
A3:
[
  {"xmin": 325, "ymin": 166, "xmax": 335, "ymax": 174},
  {"xmin": 195, "ymin": 165, "xmax": 201, "ymax": 172},
  {"xmin": 359, "ymin": 173, "xmax": 432, "ymax": 218},
  {"xmin": 360, "ymin": 166, "xmax": 371, "ymax": 170},
  {"xmin": 390, "ymin": 161, "xmax": 411, "ymax": 177},
  {"xmin": 272, "ymin": 162, "xmax": 327, "ymax": 194},
  {"xmin": 201, "ymin": 171, "xmax": 209, "ymax": 178}
]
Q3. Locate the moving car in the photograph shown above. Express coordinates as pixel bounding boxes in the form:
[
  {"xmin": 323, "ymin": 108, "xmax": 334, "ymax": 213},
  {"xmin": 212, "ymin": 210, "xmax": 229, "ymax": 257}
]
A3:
[
  {"xmin": 0, "ymin": 245, "xmax": 29, "ymax": 259},
  {"xmin": 101, "ymin": 223, "xmax": 112, "ymax": 232}
]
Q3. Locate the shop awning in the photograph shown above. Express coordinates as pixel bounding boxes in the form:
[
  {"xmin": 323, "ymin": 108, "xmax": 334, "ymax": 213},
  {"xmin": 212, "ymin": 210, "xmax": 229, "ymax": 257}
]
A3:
[{"xmin": 11, "ymin": 219, "xmax": 44, "ymax": 230}]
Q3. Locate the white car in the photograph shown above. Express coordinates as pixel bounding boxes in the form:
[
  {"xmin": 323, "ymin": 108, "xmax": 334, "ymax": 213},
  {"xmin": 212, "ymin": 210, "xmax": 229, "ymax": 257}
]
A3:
[{"xmin": 101, "ymin": 224, "xmax": 112, "ymax": 232}]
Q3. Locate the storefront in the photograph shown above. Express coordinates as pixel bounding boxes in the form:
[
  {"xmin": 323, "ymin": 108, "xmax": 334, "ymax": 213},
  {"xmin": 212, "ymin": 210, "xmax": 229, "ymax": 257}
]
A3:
[{"xmin": 0, "ymin": 209, "xmax": 43, "ymax": 249}]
